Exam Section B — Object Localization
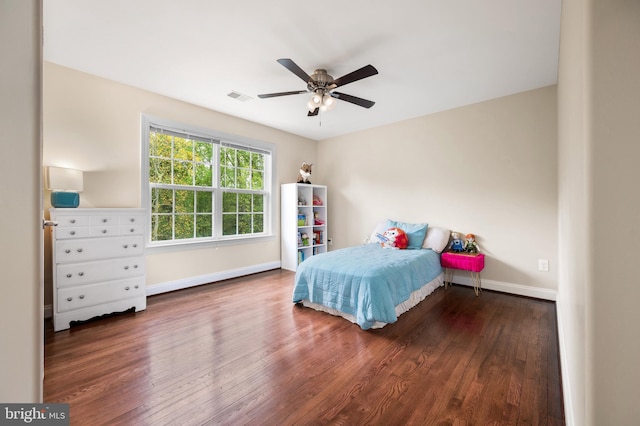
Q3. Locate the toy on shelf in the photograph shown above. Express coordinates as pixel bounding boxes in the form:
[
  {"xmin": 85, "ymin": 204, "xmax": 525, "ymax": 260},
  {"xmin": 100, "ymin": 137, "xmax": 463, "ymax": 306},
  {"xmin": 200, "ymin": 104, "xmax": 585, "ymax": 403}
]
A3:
[
  {"xmin": 297, "ymin": 162, "xmax": 312, "ymax": 184},
  {"xmin": 312, "ymin": 195, "xmax": 323, "ymax": 206},
  {"xmin": 313, "ymin": 211, "xmax": 324, "ymax": 225},
  {"xmin": 464, "ymin": 233, "xmax": 480, "ymax": 254},
  {"xmin": 301, "ymin": 233, "xmax": 310, "ymax": 246},
  {"xmin": 448, "ymin": 232, "xmax": 465, "ymax": 252}
]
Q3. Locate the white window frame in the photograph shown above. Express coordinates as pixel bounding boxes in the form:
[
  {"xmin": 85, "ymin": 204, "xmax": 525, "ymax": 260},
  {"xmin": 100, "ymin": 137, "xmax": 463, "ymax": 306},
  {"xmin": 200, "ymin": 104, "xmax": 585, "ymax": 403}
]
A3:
[{"xmin": 141, "ymin": 115, "xmax": 275, "ymax": 249}]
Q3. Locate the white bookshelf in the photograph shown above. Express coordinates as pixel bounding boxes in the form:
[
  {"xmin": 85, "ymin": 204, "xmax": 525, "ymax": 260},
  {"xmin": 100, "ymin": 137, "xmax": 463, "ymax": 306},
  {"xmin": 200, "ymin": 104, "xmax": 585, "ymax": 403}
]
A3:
[{"xmin": 281, "ymin": 183, "xmax": 327, "ymax": 271}]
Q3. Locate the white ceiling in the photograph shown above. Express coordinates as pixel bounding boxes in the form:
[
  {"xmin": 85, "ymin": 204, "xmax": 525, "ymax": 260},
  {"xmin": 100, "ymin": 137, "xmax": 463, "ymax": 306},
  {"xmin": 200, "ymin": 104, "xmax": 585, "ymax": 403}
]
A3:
[{"xmin": 43, "ymin": 0, "xmax": 561, "ymax": 141}]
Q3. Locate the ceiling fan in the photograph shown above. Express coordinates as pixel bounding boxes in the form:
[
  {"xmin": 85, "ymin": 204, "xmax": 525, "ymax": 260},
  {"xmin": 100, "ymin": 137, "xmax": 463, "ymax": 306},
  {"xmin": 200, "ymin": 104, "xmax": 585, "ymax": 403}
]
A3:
[{"xmin": 257, "ymin": 58, "xmax": 378, "ymax": 116}]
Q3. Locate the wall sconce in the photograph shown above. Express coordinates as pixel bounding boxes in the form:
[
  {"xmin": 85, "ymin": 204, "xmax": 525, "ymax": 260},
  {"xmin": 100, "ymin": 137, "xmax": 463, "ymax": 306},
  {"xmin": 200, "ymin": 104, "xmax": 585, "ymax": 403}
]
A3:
[{"xmin": 45, "ymin": 166, "xmax": 84, "ymax": 208}]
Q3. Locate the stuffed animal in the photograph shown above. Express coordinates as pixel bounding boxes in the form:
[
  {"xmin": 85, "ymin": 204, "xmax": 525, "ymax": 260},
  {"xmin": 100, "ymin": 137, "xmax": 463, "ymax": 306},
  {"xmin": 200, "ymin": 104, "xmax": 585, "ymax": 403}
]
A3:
[
  {"xmin": 464, "ymin": 233, "xmax": 479, "ymax": 253},
  {"xmin": 379, "ymin": 227, "xmax": 409, "ymax": 250},
  {"xmin": 297, "ymin": 162, "xmax": 312, "ymax": 184},
  {"xmin": 448, "ymin": 232, "xmax": 465, "ymax": 252}
]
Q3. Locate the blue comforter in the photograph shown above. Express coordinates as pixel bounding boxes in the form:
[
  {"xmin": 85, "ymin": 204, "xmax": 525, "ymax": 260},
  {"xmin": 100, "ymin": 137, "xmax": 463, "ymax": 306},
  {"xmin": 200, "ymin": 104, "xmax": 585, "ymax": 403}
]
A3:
[{"xmin": 292, "ymin": 244, "xmax": 442, "ymax": 329}]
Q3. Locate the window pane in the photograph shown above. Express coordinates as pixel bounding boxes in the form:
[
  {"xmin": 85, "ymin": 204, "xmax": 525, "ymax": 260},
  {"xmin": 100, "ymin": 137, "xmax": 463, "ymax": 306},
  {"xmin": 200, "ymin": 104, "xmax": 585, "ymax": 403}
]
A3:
[
  {"xmin": 221, "ymin": 166, "xmax": 236, "ymax": 188},
  {"xmin": 151, "ymin": 214, "xmax": 172, "ymax": 241},
  {"xmin": 238, "ymin": 193, "xmax": 252, "ymax": 212},
  {"xmin": 175, "ymin": 214, "xmax": 194, "ymax": 239},
  {"xmin": 196, "ymin": 191, "xmax": 212, "ymax": 213},
  {"xmin": 196, "ymin": 214, "xmax": 212, "ymax": 238},
  {"xmin": 222, "ymin": 214, "xmax": 237, "ymax": 235},
  {"xmin": 237, "ymin": 169, "xmax": 250, "ymax": 189},
  {"xmin": 222, "ymin": 192, "xmax": 237, "ymax": 212},
  {"xmin": 194, "ymin": 141, "xmax": 212, "ymax": 163},
  {"xmin": 175, "ymin": 190, "xmax": 194, "ymax": 213},
  {"xmin": 237, "ymin": 150, "xmax": 250, "ymax": 168},
  {"xmin": 195, "ymin": 163, "xmax": 212, "ymax": 186},
  {"xmin": 174, "ymin": 138, "xmax": 193, "ymax": 161},
  {"xmin": 251, "ymin": 171, "xmax": 264, "ymax": 190},
  {"xmin": 173, "ymin": 161, "xmax": 193, "ymax": 185},
  {"xmin": 149, "ymin": 133, "xmax": 172, "ymax": 158},
  {"xmin": 253, "ymin": 213, "xmax": 264, "ymax": 233},
  {"xmin": 253, "ymin": 194, "xmax": 264, "ymax": 212},
  {"xmin": 238, "ymin": 214, "xmax": 252, "ymax": 234},
  {"xmin": 220, "ymin": 147, "xmax": 235, "ymax": 167},
  {"xmin": 149, "ymin": 158, "xmax": 172, "ymax": 184},
  {"xmin": 251, "ymin": 152, "xmax": 264, "ymax": 170},
  {"xmin": 151, "ymin": 188, "xmax": 173, "ymax": 213}
]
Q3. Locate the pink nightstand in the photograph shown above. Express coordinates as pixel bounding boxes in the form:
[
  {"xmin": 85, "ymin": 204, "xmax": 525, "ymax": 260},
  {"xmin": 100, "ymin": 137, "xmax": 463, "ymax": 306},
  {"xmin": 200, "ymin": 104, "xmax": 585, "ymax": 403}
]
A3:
[{"xmin": 441, "ymin": 252, "xmax": 485, "ymax": 296}]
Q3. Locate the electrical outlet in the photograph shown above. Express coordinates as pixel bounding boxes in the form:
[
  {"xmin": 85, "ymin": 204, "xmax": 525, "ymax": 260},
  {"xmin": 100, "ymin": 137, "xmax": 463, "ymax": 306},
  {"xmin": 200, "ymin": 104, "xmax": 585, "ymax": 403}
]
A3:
[
  {"xmin": 327, "ymin": 238, "xmax": 333, "ymax": 246},
  {"xmin": 538, "ymin": 259, "xmax": 549, "ymax": 272}
]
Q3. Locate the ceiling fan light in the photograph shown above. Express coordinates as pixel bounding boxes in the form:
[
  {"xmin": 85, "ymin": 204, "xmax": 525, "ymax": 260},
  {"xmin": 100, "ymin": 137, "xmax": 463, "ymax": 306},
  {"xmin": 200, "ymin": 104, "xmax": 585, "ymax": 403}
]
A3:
[{"xmin": 322, "ymin": 94, "xmax": 336, "ymax": 110}]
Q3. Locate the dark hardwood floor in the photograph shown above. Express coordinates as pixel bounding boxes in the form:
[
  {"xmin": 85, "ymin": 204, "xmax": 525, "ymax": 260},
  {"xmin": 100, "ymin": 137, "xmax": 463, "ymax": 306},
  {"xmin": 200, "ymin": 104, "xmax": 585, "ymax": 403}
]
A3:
[{"xmin": 44, "ymin": 269, "xmax": 564, "ymax": 425}]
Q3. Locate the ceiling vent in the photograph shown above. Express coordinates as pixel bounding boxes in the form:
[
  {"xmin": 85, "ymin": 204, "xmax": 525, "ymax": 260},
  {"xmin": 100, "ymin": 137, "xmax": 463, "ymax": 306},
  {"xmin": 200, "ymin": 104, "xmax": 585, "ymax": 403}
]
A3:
[{"xmin": 227, "ymin": 91, "xmax": 252, "ymax": 102}]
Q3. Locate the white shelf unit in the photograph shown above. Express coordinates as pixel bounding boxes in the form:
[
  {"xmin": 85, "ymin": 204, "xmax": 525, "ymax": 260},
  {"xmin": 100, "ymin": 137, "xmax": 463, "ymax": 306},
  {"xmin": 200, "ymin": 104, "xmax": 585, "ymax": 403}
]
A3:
[{"xmin": 281, "ymin": 183, "xmax": 327, "ymax": 271}]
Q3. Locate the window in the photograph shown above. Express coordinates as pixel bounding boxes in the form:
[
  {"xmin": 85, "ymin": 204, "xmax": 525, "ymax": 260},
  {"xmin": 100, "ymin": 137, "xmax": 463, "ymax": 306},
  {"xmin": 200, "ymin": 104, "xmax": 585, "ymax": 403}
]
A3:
[{"xmin": 142, "ymin": 117, "xmax": 273, "ymax": 246}]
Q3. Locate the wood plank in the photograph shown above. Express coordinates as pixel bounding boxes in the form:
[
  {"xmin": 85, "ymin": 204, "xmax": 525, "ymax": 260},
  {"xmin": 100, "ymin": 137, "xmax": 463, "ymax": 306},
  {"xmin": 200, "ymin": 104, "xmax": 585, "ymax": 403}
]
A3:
[{"xmin": 44, "ymin": 269, "xmax": 565, "ymax": 425}]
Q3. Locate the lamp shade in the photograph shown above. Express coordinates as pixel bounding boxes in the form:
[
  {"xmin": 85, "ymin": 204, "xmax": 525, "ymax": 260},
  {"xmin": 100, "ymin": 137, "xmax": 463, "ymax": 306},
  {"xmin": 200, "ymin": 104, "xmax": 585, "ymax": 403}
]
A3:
[{"xmin": 45, "ymin": 166, "xmax": 83, "ymax": 192}]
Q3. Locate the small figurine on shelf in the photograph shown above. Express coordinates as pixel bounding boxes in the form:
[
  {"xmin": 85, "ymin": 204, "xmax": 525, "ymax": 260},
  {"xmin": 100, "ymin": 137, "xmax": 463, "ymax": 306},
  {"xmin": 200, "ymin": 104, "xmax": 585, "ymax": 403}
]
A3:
[
  {"xmin": 297, "ymin": 162, "xmax": 312, "ymax": 184},
  {"xmin": 448, "ymin": 232, "xmax": 465, "ymax": 252},
  {"xmin": 301, "ymin": 233, "xmax": 310, "ymax": 246},
  {"xmin": 298, "ymin": 195, "xmax": 307, "ymax": 206},
  {"xmin": 297, "ymin": 231, "xmax": 303, "ymax": 247},
  {"xmin": 313, "ymin": 211, "xmax": 324, "ymax": 225},
  {"xmin": 297, "ymin": 213, "xmax": 307, "ymax": 226},
  {"xmin": 313, "ymin": 195, "xmax": 323, "ymax": 206},
  {"xmin": 464, "ymin": 233, "xmax": 480, "ymax": 254}
]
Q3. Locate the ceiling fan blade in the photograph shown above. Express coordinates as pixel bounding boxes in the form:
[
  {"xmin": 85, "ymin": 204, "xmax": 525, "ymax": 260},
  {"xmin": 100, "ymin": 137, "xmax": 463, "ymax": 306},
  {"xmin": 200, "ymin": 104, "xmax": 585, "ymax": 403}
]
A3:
[
  {"xmin": 332, "ymin": 92, "xmax": 375, "ymax": 108},
  {"xmin": 277, "ymin": 58, "xmax": 312, "ymax": 84},
  {"xmin": 308, "ymin": 107, "xmax": 319, "ymax": 117},
  {"xmin": 332, "ymin": 64, "xmax": 378, "ymax": 88},
  {"xmin": 257, "ymin": 90, "xmax": 308, "ymax": 99}
]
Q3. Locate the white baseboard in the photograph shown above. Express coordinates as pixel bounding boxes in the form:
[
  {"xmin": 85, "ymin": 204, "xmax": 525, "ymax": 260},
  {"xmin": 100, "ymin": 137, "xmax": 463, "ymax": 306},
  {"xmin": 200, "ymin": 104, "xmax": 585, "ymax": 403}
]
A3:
[
  {"xmin": 450, "ymin": 273, "xmax": 556, "ymax": 301},
  {"xmin": 146, "ymin": 261, "xmax": 282, "ymax": 296}
]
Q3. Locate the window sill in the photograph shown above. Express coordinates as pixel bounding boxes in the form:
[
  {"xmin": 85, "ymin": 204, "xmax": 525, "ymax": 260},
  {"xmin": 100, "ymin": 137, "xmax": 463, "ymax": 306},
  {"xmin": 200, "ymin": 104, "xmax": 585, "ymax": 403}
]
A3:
[{"xmin": 145, "ymin": 233, "xmax": 277, "ymax": 254}]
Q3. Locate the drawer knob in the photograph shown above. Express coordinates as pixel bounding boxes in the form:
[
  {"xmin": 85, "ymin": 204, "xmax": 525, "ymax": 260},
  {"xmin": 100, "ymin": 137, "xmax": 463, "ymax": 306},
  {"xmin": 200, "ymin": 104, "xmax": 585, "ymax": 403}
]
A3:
[
  {"xmin": 133, "ymin": 265, "xmax": 138, "ymax": 269},
  {"xmin": 123, "ymin": 244, "xmax": 128, "ymax": 249},
  {"xmin": 70, "ymin": 219, "xmax": 76, "ymax": 224},
  {"xmin": 66, "ymin": 297, "xmax": 72, "ymax": 302},
  {"xmin": 77, "ymin": 248, "xmax": 83, "ymax": 253},
  {"xmin": 124, "ymin": 266, "xmax": 129, "ymax": 270},
  {"xmin": 79, "ymin": 295, "xmax": 85, "ymax": 299},
  {"xmin": 133, "ymin": 244, "xmax": 138, "ymax": 248},
  {"xmin": 70, "ymin": 231, "xmax": 76, "ymax": 235},
  {"xmin": 66, "ymin": 273, "xmax": 72, "ymax": 278},
  {"xmin": 102, "ymin": 218, "xmax": 107, "ymax": 223},
  {"xmin": 134, "ymin": 285, "xmax": 139, "ymax": 289},
  {"xmin": 102, "ymin": 229, "xmax": 107, "ymax": 234},
  {"xmin": 65, "ymin": 249, "xmax": 71, "ymax": 254},
  {"xmin": 130, "ymin": 228, "xmax": 134, "ymax": 232},
  {"xmin": 125, "ymin": 286, "xmax": 130, "ymax": 291},
  {"xmin": 130, "ymin": 218, "xmax": 135, "ymax": 222},
  {"xmin": 78, "ymin": 272, "xmax": 84, "ymax": 277}
]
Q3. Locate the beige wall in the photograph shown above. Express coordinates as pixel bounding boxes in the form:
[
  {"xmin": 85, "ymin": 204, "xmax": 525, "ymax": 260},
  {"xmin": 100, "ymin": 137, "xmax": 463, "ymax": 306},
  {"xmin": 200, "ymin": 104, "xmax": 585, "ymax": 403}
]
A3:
[
  {"xmin": 43, "ymin": 62, "xmax": 316, "ymax": 301},
  {"xmin": 558, "ymin": 0, "xmax": 640, "ymax": 424},
  {"xmin": 317, "ymin": 86, "xmax": 558, "ymax": 293},
  {"xmin": 0, "ymin": 0, "xmax": 43, "ymax": 402}
]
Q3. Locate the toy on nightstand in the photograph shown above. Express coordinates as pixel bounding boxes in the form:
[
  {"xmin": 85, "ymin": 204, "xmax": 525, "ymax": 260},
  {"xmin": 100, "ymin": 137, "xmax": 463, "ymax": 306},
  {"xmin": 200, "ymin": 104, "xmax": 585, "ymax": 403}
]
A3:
[
  {"xmin": 448, "ymin": 232, "xmax": 465, "ymax": 252},
  {"xmin": 464, "ymin": 233, "xmax": 480, "ymax": 254}
]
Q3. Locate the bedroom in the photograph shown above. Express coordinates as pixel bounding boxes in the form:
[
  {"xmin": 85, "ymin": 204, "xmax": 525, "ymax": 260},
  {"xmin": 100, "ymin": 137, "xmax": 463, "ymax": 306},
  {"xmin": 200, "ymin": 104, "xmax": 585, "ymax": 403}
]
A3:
[{"xmin": 2, "ymin": 1, "xmax": 640, "ymax": 425}]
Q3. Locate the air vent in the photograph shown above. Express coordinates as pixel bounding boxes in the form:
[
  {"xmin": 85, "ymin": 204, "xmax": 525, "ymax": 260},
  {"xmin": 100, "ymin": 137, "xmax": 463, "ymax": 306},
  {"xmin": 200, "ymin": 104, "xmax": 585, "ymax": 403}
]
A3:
[{"xmin": 227, "ymin": 91, "xmax": 252, "ymax": 102}]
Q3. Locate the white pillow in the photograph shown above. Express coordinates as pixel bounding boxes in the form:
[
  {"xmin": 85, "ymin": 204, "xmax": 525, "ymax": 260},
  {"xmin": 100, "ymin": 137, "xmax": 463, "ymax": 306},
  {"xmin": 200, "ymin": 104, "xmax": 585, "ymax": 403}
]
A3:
[
  {"xmin": 422, "ymin": 226, "xmax": 451, "ymax": 253},
  {"xmin": 366, "ymin": 219, "xmax": 391, "ymax": 244}
]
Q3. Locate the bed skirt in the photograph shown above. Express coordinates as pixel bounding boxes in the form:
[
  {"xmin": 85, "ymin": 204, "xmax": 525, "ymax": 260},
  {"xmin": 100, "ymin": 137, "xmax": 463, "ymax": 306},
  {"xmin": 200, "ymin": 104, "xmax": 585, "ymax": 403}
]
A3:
[{"xmin": 300, "ymin": 272, "xmax": 444, "ymax": 329}]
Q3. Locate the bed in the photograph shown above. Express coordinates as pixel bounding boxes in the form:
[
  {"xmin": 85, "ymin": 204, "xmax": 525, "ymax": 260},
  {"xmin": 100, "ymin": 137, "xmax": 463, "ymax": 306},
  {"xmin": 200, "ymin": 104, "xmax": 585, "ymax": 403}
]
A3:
[{"xmin": 292, "ymin": 221, "xmax": 451, "ymax": 330}]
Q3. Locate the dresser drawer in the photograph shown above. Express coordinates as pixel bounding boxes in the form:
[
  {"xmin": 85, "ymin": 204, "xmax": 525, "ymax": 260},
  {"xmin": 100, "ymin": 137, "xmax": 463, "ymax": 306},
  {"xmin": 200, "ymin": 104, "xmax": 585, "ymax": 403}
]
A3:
[
  {"xmin": 120, "ymin": 214, "xmax": 145, "ymax": 226},
  {"xmin": 56, "ymin": 256, "xmax": 145, "ymax": 288},
  {"xmin": 55, "ymin": 215, "xmax": 92, "ymax": 228},
  {"xmin": 55, "ymin": 235, "xmax": 144, "ymax": 263},
  {"xmin": 55, "ymin": 226, "xmax": 92, "ymax": 239},
  {"xmin": 57, "ymin": 278, "xmax": 145, "ymax": 313}
]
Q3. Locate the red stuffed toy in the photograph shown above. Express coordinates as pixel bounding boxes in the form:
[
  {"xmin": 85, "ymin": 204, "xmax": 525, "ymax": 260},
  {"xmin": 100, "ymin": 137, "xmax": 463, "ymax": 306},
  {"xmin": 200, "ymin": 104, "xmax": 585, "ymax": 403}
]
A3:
[{"xmin": 380, "ymin": 227, "xmax": 409, "ymax": 249}]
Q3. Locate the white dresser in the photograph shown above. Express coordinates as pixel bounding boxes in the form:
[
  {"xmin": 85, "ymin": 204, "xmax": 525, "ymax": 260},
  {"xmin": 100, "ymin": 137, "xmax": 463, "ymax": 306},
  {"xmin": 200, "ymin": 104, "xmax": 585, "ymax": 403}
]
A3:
[{"xmin": 50, "ymin": 208, "xmax": 147, "ymax": 331}]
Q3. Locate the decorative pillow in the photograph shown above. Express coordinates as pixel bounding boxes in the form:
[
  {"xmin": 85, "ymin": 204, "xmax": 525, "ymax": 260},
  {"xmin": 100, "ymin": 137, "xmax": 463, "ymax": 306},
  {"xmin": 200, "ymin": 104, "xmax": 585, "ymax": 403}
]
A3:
[
  {"xmin": 379, "ymin": 227, "xmax": 409, "ymax": 249},
  {"xmin": 422, "ymin": 226, "xmax": 451, "ymax": 253},
  {"xmin": 387, "ymin": 220, "xmax": 429, "ymax": 250}
]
